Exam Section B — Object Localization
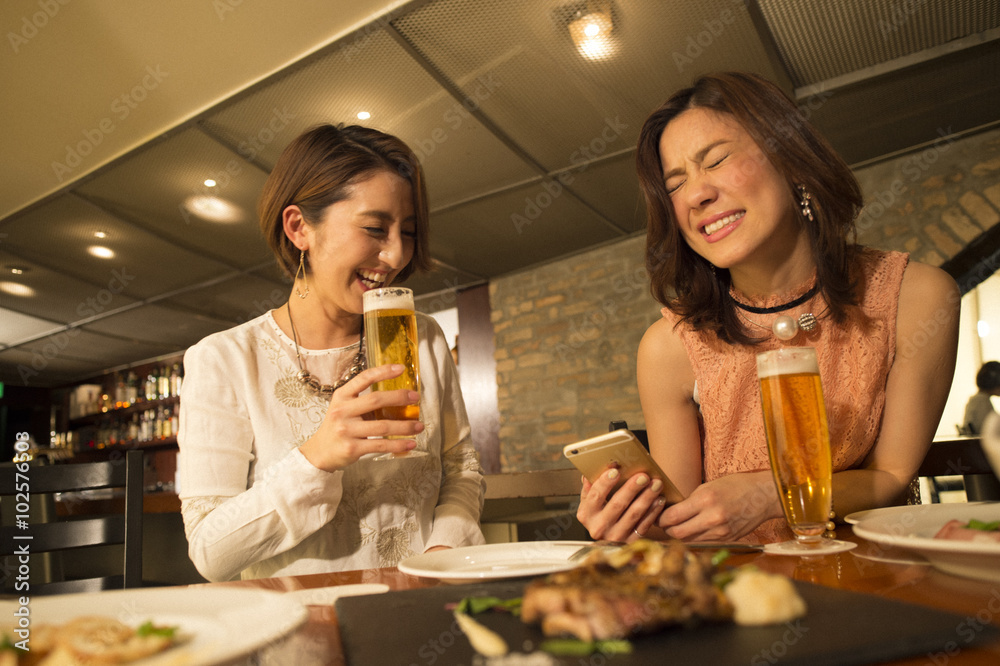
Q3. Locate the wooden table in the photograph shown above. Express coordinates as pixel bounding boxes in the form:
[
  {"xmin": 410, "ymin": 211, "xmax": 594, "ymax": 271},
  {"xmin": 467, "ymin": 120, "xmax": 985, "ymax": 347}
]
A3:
[{"xmin": 195, "ymin": 527, "xmax": 1000, "ymax": 665}]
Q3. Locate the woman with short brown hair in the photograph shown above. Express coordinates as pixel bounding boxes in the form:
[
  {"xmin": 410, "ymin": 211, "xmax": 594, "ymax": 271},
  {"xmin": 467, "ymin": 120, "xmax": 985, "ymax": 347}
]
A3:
[{"xmin": 178, "ymin": 124, "xmax": 484, "ymax": 581}]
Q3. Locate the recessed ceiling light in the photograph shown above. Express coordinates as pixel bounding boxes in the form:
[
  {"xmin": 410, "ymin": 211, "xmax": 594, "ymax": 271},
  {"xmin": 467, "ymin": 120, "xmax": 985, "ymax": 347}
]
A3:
[
  {"xmin": 204, "ymin": 179, "xmax": 217, "ymax": 187},
  {"xmin": 357, "ymin": 111, "xmax": 371, "ymax": 120},
  {"xmin": 183, "ymin": 194, "xmax": 244, "ymax": 224},
  {"xmin": 88, "ymin": 245, "xmax": 115, "ymax": 259},
  {"xmin": 8, "ymin": 266, "xmax": 27, "ymax": 275},
  {"xmin": 94, "ymin": 231, "xmax": 107, "ymax": 239},
  {"xmin": 0, "ymin": 281, "xmax": 35, "ymax": 297}
]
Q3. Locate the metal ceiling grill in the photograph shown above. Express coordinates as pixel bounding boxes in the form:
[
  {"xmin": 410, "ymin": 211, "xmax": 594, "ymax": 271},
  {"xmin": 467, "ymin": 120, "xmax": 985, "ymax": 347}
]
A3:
[{"xmin": 757, "ymin": 0, "xmax": 1000, "ymax": 86}]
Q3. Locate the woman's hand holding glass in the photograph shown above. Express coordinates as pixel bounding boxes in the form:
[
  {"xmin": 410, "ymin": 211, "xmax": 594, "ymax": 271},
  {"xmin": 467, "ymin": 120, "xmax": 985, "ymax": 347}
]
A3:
[
  {"xmin": 299, "ymin": 364, "xmax": 423, "ymax": 472},
  {"xmin": 576, "ymin": 468, "xmax": 667, "ymax": 542}
]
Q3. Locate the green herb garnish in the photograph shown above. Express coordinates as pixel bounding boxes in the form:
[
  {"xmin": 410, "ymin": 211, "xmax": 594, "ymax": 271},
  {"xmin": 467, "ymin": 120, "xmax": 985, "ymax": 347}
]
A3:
[
  {"xmin": 967, "ymin": 519, "xmax": 1000, "ymax": 531},
  {"xmin": 136, "ymin": 621, "xmax": 177, "ymax": 639},
  {"xmin": 540, "ymin": 638, "xmax": 633, "ymax": 656},
  {"xmin": 455, "ymin": 596, "xmax": 523, "ymax": 616},
  {"xmin": 710, "ymin": 549, "xmax": 731, "ymax": 567}
]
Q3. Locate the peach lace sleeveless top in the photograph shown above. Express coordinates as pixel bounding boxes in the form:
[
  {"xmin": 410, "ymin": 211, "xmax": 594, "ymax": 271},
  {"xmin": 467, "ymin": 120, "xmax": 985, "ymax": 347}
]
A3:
[{"xmin": 661, "ymin": 249, "xmax": 909, "ymax": 542}]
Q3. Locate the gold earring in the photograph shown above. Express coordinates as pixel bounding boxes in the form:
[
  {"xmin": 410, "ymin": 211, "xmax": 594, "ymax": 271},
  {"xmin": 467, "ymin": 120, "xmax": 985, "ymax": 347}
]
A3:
[{"xmin": 295, "ymin": 250, "xmax": 309, "ymax": 299}]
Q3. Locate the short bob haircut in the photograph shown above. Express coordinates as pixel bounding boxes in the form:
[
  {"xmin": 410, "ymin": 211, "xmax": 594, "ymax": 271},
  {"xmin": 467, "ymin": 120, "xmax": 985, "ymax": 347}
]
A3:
[
  {"xmin": 258, "ymin": 124, "xmax": 432, "ymax": 283},
  {"xmin": 636, "ymin": 72, "xmax": 864, "ymax": 344}
]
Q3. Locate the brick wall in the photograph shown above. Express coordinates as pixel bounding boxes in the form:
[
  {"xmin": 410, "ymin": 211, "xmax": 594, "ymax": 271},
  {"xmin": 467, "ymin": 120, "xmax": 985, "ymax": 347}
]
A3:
[
  {"xmin": 491, "ymin": 127, "xmax": 1000, "ymax": 473},
  {"xmin": 854, "ymin": 127, "xmax": 1000, "ymax": 265},
  {"xmin": 490, "ymin": 237, "xmax": 660, "ymax": 470}
]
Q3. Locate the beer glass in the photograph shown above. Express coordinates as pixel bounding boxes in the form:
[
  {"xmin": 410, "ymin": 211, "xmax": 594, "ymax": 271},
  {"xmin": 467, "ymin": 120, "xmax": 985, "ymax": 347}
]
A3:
[
  {"xmin": 756, "ymin": 347, "xmax": 853, "ymax": 555},
  {"xmin": 363, "ymin": 287, "xmax": 424, "ymax": 458}
]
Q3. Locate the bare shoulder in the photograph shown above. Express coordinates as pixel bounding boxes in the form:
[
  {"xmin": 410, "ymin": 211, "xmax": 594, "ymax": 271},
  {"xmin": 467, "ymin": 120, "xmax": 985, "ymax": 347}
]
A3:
[
  {"xmin": 637, "ymin": 316, "xmax": 695, "ymax": 398},
  {"xmin": 899, "ymin": 260, "xmax": 960, "ymax": 318},
  {"xmin": 639, "ymin": 317, "xmax": 689, "ymax": 367}
]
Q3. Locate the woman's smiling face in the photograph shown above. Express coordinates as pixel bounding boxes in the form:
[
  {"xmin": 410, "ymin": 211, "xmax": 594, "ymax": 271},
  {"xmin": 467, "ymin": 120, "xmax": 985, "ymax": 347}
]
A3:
[
  {"xmin": 659, "ymin": 108, "xmax": 799, "ymax": 271},
  {"xmin": 299, "ymin": 169, "xmax": 416, "ymax": 318}
]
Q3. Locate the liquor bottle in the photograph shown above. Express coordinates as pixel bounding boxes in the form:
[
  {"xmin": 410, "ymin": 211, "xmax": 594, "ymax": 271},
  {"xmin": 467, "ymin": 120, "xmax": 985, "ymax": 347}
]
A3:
[
  {"xmin": 125, "ymin": 370, "xmax": 139, "ymax": 406},
  {"xmin": 169, "ymin": 363, "xmax": 183, "ymax": 397},
  {"xmin": 145, "ymin": 370, "xmax": 157, "ymax": 402},
  {"xmin": 114, "ymin": 373, "xmax": 126, "ymax": 409},
  {"xmin": 157, "ymin": 365, "xmax": 170, "ymax": 400},
  {"xmin": 155, "ymin": 405, "xmax": 167, "ymax": 438}
]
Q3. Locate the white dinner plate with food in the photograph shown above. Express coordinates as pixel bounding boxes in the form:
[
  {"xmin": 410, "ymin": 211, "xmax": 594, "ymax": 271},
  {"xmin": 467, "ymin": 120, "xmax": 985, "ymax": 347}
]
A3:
[
  {"xmin": 398, "ymin": 541, "xmax": 591, "ymax": 582},
  {"xmin": 844, "ymin": 501, "xmax": 992, "ymax": 525},
  {"xmin": 0, "ymin": 586, "xmax": 308, "ymax": 665},
  {"xmin": 852, "ymin": 502, "xmax": 1000, "ymax": 582}
]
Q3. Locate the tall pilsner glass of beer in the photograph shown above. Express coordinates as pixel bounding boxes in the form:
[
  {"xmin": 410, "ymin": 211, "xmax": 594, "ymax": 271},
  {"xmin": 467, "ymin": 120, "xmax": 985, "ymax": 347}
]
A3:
[
  {"xmin": 363, "ymin": 287, "xmax": 421, "ymax": 425},
  {"xmin": 756, "ymin": 347, "xmax": 832, "ymax": 548}
]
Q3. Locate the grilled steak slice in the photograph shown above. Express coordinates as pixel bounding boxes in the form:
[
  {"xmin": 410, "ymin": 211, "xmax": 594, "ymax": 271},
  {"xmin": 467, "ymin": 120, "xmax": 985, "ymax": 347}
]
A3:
[{"xmin": 521, "ymin": 540, "xmax": 732, "ymax": 641}]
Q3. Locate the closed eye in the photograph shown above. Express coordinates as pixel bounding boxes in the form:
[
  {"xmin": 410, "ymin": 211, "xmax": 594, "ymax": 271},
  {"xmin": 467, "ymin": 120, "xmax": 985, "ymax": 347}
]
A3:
[{"xmin": 708, "ymin": 153, "xmax": 729, "ymax": 168}]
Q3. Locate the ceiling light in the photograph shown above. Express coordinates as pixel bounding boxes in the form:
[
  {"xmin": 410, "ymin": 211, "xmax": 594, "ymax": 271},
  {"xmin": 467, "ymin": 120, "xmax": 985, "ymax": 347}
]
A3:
[
  {"xmin": 0, "ymin": 281, "xmax": 35, "ymax": 297},
  {"xmin": 183, "ymin": 194, "xmax": 244, "ymax": 224},
  {"xmin": 88, "ymin": 245, "xmax": 115, "ymax": 259},
  {"xmin": 8, "ymin": 266, "xmax": 27, "ymax": 275},
  {"xmin": 94, "ymin": 231, "xmax": 107, "ymax": 239},
  {"xmin": 568, "ymin": 3, "xmax": 616, "ymax": 61},
  {"xmin": 204, "ymin": 179, "xmax": 217, "ymax": 187},
  {"xmin": 357, "ymin": 111, "xmax": 371, "ymax": 120}
]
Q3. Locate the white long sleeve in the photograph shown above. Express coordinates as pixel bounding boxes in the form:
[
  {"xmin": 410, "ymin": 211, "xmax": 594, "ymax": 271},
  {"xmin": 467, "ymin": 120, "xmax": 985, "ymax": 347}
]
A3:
[{"xmin": 177, "ymin": 311, "xmax": 484, "ymax": 581}]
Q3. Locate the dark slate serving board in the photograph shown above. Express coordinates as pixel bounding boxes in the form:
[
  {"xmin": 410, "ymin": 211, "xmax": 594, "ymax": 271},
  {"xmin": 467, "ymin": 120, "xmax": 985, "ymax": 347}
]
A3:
[{"xmin": 335, "ymin": 578, "xmax": 999, "ymax": 666}]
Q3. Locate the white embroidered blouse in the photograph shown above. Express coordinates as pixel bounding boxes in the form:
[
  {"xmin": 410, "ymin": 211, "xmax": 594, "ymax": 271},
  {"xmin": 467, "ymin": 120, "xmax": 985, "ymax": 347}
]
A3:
[{"xmin": 177, "ymin": 310, "xmax": 485, "ymax": 582}]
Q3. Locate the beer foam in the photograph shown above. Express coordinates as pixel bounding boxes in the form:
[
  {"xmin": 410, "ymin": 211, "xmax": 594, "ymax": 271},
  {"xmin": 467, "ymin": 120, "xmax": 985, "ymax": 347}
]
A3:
[
  {"xmin": 756, "ymin": 348, "xmax": 819, "ymax": 378},
  {"xmin": 363, "ymin": 288, "xmax": 414, "ymax": 311}
]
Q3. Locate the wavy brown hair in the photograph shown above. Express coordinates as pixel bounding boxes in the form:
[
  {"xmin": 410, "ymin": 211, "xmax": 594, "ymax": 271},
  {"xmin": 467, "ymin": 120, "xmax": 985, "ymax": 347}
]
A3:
[
  {"xmin": 258, "ymin": 124, "xmax": 431, "ymax": 282},
  {"xmin": 636, "ymin": 72, "xmax": 863, "ymax": 344}
]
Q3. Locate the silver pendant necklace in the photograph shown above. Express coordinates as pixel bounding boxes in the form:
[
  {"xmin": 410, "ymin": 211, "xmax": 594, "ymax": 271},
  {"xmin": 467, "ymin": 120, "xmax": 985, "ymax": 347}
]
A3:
[{"xmin": 286, "ymin": 301, "xmax": 366, "ymax": 396}]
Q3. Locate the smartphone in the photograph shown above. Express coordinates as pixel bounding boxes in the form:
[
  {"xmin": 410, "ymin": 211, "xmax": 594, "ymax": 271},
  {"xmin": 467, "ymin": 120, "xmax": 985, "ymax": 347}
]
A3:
[{"xmin": 563, "ymin": 429, "xmax": 684, "ymax": 504}]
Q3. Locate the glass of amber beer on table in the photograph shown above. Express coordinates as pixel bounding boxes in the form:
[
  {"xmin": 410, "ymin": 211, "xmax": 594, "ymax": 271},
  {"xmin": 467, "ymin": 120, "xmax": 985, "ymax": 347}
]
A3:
[
  {"xmin": 757, "ymin": 347, "xmax": 854, "ymax": 555},
  {"xmin": 363, "ymin": 286, "xmax": 424, "ymax": 458}
]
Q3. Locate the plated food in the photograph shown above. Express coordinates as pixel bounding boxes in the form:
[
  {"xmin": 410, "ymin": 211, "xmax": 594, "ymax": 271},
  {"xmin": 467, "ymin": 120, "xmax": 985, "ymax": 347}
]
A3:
[
  {"xmin": 934, "ymin": 518, "xmax": 1000, "ymax": 543},
  {"xmin": 520, "ymin": 540, "xmax": 805, "ymax": 642},
  {"xmin": 852, "ymin": 502, "xmax": 1000, "ymax": 582},
  {"xmin": 2, "ymin": 616, "xmax": 176, "ymax": 665},
  {"xmin": 0, "ymin": 587, "xmax": 308, "ymax": 666}
]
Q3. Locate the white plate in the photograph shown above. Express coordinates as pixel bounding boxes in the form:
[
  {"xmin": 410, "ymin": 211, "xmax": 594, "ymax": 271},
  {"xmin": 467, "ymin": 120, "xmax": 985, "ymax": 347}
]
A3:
[
  {"xmin": 0, "ymin": 586, "xmax": 308, "ymax": 665},
  {"xmin": 852, "ymin": 502, "xmax": 1000, "ymax": 582},
  {"xmin": 397, "ymin": 541, "xmax": 590, "ymax": 582},
  {"xmin": 844, "ymin": 502, "xmax": 992, "ymax": 525}
]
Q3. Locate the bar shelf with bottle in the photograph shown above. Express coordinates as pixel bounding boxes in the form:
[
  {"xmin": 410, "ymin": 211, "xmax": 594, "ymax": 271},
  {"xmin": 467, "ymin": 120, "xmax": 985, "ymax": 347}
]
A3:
[{"xmin": 63, "ymin": 359, "xmax": 183, "ymax": 452}]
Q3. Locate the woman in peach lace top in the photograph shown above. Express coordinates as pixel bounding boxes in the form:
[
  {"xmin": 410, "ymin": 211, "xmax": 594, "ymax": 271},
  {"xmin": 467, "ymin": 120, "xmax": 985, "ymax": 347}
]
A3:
[{"xmin": 577, "ymin": 72, "xmax": 960, "ymax": 544}]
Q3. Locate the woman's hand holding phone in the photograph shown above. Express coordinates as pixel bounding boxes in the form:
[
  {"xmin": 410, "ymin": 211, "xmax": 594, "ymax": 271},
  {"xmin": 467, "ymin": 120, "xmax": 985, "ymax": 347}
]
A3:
[
  {"xmin": 566, "ymin": 430, "xmax": 684, "ymax": 542},
  {"xmin": 576, "ymin": 466, "xmax": 668, "ymax": 542}
]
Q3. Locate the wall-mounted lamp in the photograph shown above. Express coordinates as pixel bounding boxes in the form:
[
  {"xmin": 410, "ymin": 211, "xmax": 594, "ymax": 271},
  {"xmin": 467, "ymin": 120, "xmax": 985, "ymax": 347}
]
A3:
[{"xmin": 568, "ymin": 2, "xmax": 616, "ymax": 61}]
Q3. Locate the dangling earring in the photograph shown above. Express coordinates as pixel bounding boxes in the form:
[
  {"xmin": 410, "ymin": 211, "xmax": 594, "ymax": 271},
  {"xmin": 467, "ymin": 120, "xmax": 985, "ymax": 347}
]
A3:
[
  {"xmin": 797, "ymin": 185, "xmax": 815, "ymax": 222},
  {"xmin": 295, "ymin": 250, "xmax": 309, "ymax": 299}
]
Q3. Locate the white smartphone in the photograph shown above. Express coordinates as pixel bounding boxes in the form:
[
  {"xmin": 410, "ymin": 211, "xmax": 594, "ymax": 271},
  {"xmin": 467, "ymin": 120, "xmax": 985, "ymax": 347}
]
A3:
[{"xmin": 563, "ymin": 429, "xmax": 685, "ymax": 504}]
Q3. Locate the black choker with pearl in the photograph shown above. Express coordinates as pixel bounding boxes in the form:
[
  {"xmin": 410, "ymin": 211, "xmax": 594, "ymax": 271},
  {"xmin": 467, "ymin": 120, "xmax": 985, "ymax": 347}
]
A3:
[{"xmin": 730, "ymin": 284, "xmax": 820, "ymax": 341}]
